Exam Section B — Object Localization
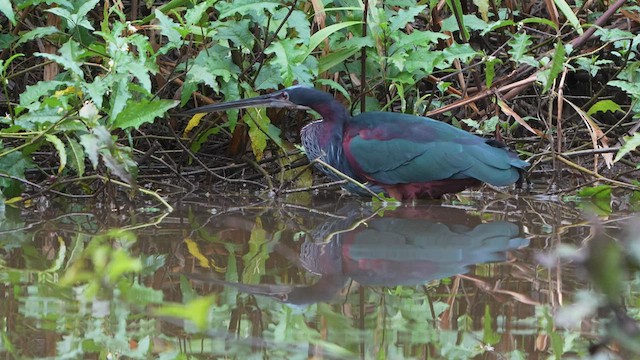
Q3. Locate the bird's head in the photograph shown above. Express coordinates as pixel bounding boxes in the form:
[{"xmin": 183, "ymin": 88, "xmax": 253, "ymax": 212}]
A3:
[{"xmin": 183, "ymin": 85, "xmax": 343, "ymax": 119}]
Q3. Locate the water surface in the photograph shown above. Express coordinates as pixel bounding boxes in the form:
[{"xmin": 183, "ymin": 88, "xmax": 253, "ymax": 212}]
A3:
[{"xmin": 0, "ymin": 194, "xmax": 635, "ymax": 359}]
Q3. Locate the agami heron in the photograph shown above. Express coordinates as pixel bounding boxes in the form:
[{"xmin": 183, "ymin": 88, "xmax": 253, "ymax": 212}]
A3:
[{"xmin": 184, "ymin": 86, "xmax": 529, "ymax": 200}]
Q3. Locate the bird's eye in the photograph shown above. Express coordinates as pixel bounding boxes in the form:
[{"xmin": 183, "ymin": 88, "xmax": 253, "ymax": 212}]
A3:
[{"xmin": 281, "ymin": 92, "xmax": 289, "ymax": 100}]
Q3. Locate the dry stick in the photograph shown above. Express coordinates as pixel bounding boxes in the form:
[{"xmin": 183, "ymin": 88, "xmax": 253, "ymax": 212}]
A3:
[
  {"xmin": 167, "ymin": 124, "xmax": 268, "ymax": 189},
  {"xmin": 281, "ymin": 179, "xmax": 348, "ymax": 194},
  {"xmin": 429, "ymin": 0, "xmax": 628, "ymax": 117},
  {"xmin": 555, "ymin": 155, "xmax": 640, "ymax": 190},
  {"xmin": 312, "ymin": 158, "xmax": 385, "ymax": 201}
]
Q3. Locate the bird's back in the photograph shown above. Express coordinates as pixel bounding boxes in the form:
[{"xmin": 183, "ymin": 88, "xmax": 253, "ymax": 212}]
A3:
[{"xmin": 343, "ymin": 112, "xmax": 528, "ymax": 190}]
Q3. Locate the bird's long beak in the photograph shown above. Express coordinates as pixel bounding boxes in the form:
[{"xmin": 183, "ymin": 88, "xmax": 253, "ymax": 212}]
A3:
[{"xmin": 183, "ymin": 90, "xmax": 309, "ymax": 115}]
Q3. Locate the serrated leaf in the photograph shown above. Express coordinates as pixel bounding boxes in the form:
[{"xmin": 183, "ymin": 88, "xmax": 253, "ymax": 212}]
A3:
[
  {"xmin": 0, "ymin": 0, "xmax": 16, "ymax": 25},
  {"xmin": 17, "ymin": 26, "xmax": 59, "ymax": 45},
  {"xmin": 508, "ymin": 33, "xmax": 536, "ymax": 66},
  {"xmin": 65, "ymin": 136, "xmax": 85, "ymax": 176},
  {"xmin": 265, "ymin": 39, "xmax": 316, "ymax": 86},
  {"xmin": 77, "ymin": 0, "xmax": 99, "ymax": 17},
  {"xmin": 35, "ymin": 51, "xmax": 83, "ymax": 77},
  {"xmin": 111, "ymin": 99, "xmax": 178, "ymax": 130},
  {"xmin": 441, "ymin": 14, "xmax": 487, "ymax": 32},
  {"xmin": 217, "ymin": 1, "xmax": 280, "ymax": 19},
  {"xmin": 542, "ymin": 42, "xmax": 566, "ymax": 93},
  {"xmin": 185, "ymin": 1, "xmax": 211, "ymax": 25},
  {"xmin": 485, "ymin": 57, "xmax": 501, "ymax": 87},
  {"xmin": 155, "ymin": 9, "xmax": 183, "ymax": 46},
  {"xmin": 587, "ymin": 100, "xmax": 623, "ymax": 116},
  {"xmin": 35, "ymin": 40, "xmax": 85, "ymax": 77},
  {"xmin": 45, "ymin": 134, "xmax": 67, "ymax": 174},
  {"xmin": 245, "ymin": 110, "xmax": 269, "ymax": 160},
  {"xmin": 389, "ymin": 6, "xmax": 427, "ymax": 31},
  {"xmin": 254, "ymin": 63, "xmax": 281, "ymax": 90},
  {"xmin": 16, "ymin": 107, "xmax": 63, "ymax": 130},
  {"xmin": 614, "ymin": 133, "xmax": 640, "ymax": 163},
  {"xmin": 442, "ymin": 43, "xmax": 478, "ymax": 64},
  {"xmin": 79, "ymin": 133, "xmax": 101, "ymax": 168},
  {"xmin": 19, "ymin": 81, "xmax": 67, "ymax": 107},
  {"xmin": 216, "ymin": 19, "xmax": 255, "ymax": 50},
  {"xmin": 0, "ymin": 152, "xmax": 32, "ymax": 196},
  {"xmin": 272, "ymin": 8, "xmax": 309, "ymax": 40},
  {"xmin": 608, "ymin": 80, "xmax": 640, "ymax": 97}
]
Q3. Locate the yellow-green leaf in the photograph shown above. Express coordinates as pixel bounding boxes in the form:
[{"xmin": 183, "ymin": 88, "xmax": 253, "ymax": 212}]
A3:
[{"xmin": 45, "ymin": 134, "xmax": 67, "ymax": 174}]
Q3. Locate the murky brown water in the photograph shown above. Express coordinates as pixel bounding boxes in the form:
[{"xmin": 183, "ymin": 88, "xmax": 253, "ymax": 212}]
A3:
[{"xmin": 0, "ymin": 194, "xmax": 636, "ymax": 359}]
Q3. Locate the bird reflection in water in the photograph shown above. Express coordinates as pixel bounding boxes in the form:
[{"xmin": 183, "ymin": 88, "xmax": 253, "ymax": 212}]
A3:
[{"xmin": 187, "ymin": 205, "xmax": 529, "ymax": 305}]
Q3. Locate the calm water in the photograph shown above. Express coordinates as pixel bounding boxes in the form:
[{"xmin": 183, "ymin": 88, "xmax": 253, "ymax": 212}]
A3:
[{"xmin": 0, "ymin": 194, "xmax": 637, "ymax": 359}]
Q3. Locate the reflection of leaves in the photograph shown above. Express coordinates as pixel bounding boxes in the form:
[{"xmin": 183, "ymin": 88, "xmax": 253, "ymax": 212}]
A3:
[
  {"xmin": 573, "ymin": 185, "xmax": 612, "ymax": 215},
  {"xmin": 154, "ymin": 296, "xmax": 216, "ymax": 330},
  {"xmin": 242, "ymin": 217, "xmax": 268, "ymax": 283},
  {"xmin": 482, "ymin": 306, "xmax": 501, "ymax": 345},
  {"xmin": 0, "ymin": 151, "xmax": 33, "ymax": 197}
]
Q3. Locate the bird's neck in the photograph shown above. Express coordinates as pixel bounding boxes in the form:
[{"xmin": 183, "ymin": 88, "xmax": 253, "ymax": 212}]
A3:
[{"xmin": 310, "ymin": 100, "xmax": 349, "ymax": 126}]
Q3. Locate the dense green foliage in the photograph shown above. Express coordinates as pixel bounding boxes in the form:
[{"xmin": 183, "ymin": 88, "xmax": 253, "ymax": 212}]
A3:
[{"xmin": 0, "ymin": 0, "xmax": 639, "ymax": 204}]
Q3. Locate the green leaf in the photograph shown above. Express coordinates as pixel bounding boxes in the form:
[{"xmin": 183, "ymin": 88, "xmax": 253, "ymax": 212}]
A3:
[
  {"xmin": 265, "ymin": 39, "xmax": 316, "ymax": 86},
  {"xmin": 155, "ymin": 9, "xmax": 183, "ymax": 46},
  {"xmin": 45, "ymin": 134, "xmax": 67, "ymax": 174},
  {"xmin": 66, "ymin": 136, "xmax": 85, "ymax": 176},
  {"xmin": 19, "ymin": 81, "xmax": 67, "ymax": 107},
  {"xmin": 245, "ymin": 110, "xmax": 269, "ymax": 160},
  {"xmin": 614, "ymin": 133, "xmax": 640, "ymax": 162},
  {"xmin": 35, "ymin": 40, "xmax": 85, "ymax": 78},
  {"xmin": 305, "ymin": 21, "xmax": 362, "ymax": 59},
  {"xmin": 441, "ymin": 14, "xmax": 487, "ymax": 33},
  {"xmin": 553, "ymin": 0, "xmax": 583, "ymax": 34},
  {"xmin": 319, "ymin": 45, "xmax": 364, "ymax": 73},
  {"xmin": 17, "ymin": 26, "xmax": 59, "ymax": 45},
  {"xmin": 542, "ymin": 42, "xmax": 566, "ymax": 93},
  {"xmin": 388, "ymin": 6, "xmax": 427, "ymax": 32},
  {"xmin": 520, "ymin": 17, "xmax": 559, "ymax": 30},
  {"xmin": 442, "ymin": 43, "xmax": 478, "ymax": 65},
  {"xmin": 0, "ymin": 33, "xmax": 17, "ymax": 50},
  {"xmin": 111, "ymin": 99, "xmax": 178, "ymax": 130},
  {"xmin": 216, "ymin": 19, "xmax": 255, "ymax": 50},
  {"xmin": 79, "ymin": 133, "xmax": 101, "ymax": 168},
  {"xmin": 254, "ymin": 63, "xmax": 281, "ymax": 90},
  {"xmin": 608, "ymin": 80, "xmax": 640, "ymax": 97},
  {"xmin": 217, "ymin": 1, "xmax": 280, "ymax": 19},
  {"xmin": 577, "ymin": 184, "xmax": 612, "ymax": 200},
  {"xmin": 587, "ymin": 100, "xmax": 623, "ymax": 116},
  {"xmin": 15, "ymin": 107, "xmax": 63, "ymax": 130},
  {"xmin": 0, "ymin": 152, "xmax": 33, "ymax": 196},
  {"xmin": 0, "ymin": 0, "xmax": 16, "ymax": 25},
  {"xmin": 508, "ymin": 33, "xmax": 537, "ymax": 67},
  {"xmin": 184, "ymin": 0, "xmax": 211, "ymax": 25},
  {"xmin": 485, "ymin": 57, "xmax": 501, "ymax": 87}
]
